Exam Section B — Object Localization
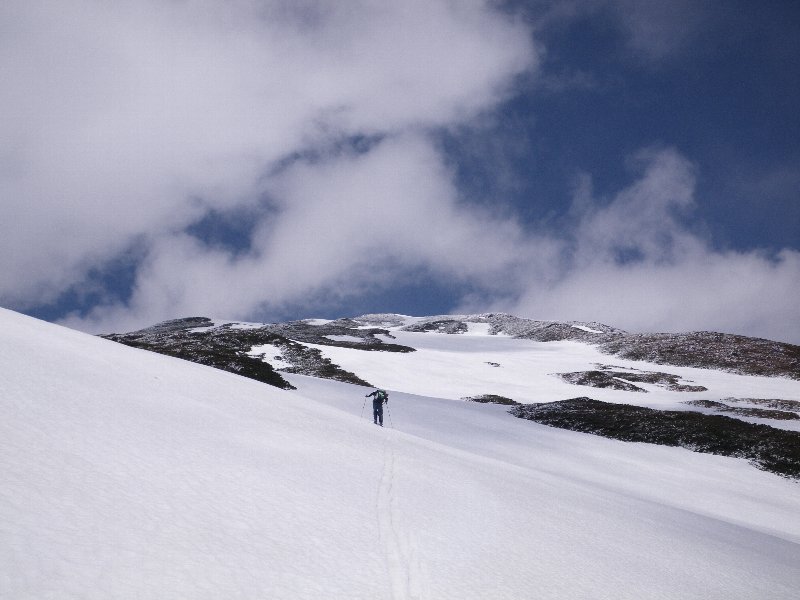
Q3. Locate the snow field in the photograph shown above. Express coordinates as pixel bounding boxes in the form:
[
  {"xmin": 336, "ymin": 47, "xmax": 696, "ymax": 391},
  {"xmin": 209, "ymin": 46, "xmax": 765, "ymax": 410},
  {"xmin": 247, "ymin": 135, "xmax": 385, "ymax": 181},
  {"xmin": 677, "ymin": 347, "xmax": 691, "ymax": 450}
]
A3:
[
  {"xmin": 571, "ymin": 324, "xmax": 605, "ymax": 334},
  {"xmin": 248, "ymin": 343, "xmax": 294, "ymax": 370},
  {"xmin": 307, "ymin": 329, "xmax": 800, "ymax": 415},
  {"xmin": 0, "ymin": 316, "xmax": 387, "ymax": 598},
  {"xmin": 292, "ymin": 375, "xmax": 800, "ymax": 547},
  {"xmin": 1, "ymin": 308, "xmax": 799, "ymax": 599}
]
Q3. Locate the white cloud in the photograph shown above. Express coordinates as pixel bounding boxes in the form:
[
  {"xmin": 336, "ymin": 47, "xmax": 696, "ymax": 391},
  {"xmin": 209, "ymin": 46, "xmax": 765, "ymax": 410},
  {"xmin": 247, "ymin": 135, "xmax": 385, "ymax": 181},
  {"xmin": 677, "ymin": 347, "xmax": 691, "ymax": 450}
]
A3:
[
  {"xmin": 64, "ymin": 134, "xmax": 559, "ymax": 333},
  {"xmin": 4, "ymin": 2, "xmax": 799, "ymax": 344},
  {"xmin": 484, "ymin": 148, "xmax": 800, "ymax": 343},
  {"xmin": 1, "ymin": 0, "xmax": 536, "ymax": 328}
]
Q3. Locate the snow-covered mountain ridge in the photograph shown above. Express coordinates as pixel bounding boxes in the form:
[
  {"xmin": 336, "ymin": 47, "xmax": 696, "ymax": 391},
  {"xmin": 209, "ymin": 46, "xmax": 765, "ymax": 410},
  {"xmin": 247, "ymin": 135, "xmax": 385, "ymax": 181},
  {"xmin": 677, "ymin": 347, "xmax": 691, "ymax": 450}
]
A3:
[
  {"xmin": 3, "ymin": 307, "xmax": 800, "ymax": 598},
  {"xmin": 102, "ymin": 312, "xmax": 800, "ymax": 478},
  {"xmin": 105, "ymin": 312, "xmax": 800, "ymax": 382}
]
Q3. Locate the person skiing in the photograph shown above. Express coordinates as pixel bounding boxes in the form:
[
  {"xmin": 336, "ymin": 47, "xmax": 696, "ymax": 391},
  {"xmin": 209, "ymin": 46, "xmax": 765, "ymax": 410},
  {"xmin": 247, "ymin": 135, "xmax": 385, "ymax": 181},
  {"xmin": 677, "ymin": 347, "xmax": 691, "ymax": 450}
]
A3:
[{"xmin": 365, "ymin": 388, "xmax": 389, "ymax": 426}]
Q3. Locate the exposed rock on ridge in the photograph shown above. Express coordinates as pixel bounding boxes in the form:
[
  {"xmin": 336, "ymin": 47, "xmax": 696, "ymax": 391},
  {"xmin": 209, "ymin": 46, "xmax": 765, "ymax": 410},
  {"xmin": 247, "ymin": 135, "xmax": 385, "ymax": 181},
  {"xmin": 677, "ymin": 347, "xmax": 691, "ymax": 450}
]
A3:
[
  {"xmin": 597, "ymin": 331, "xmax": 800, "ymax": 380},
  {"xmin": 102, "ymin": 317, "xmax": 374, "ymax": 389},
  {"xmin": 356, "ymin": 313, "xmax": 800, "ymax": 380},
  {"xmin": 556, "ymin": 366, "xmax": 708, "ymax": 393},
  {"xmin": 511, "ymin": 398, "xmax": 800, "ymax": 479},
  {"xmin": 102, "ymin": 312, "xmax": 800, "ymax": 393}
]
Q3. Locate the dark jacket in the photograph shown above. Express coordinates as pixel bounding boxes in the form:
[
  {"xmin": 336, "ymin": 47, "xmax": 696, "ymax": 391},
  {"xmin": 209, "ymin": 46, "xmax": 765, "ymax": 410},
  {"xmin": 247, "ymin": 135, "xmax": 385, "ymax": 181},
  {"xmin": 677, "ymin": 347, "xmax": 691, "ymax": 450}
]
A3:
[{"xmin": 366, "ymin": 389, "xmax": 388, "ymax": 406}]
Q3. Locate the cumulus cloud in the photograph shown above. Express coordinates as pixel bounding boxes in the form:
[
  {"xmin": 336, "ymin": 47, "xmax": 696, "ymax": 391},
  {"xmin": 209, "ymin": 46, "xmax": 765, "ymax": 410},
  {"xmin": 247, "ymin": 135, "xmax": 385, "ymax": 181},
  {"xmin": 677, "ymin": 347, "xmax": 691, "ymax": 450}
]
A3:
[
  {"xmin": 481, "ymin": 148, "xmax": 800, "ymax": 343},
  {"xmin": 73, "ymin": 135, "xmax": 556, "ymax": 332},
  {"xmin": 3, "ymin": 1, "xmax": 798, "ymax": 343},
  {"xmin": 1, "ymin": 0, "xmax": 536, "ymax": 330}
]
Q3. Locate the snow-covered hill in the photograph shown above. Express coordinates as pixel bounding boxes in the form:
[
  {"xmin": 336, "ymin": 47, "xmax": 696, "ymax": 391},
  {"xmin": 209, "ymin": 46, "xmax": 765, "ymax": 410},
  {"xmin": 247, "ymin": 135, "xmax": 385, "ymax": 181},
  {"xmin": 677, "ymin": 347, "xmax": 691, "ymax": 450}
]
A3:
[
  {"xmin": 103, "ymin": 312, "xmax": 800, "ymax": 476},
  {"xmin": 3, "ymin": 307, "xmax": 800, "ymax": 598}
]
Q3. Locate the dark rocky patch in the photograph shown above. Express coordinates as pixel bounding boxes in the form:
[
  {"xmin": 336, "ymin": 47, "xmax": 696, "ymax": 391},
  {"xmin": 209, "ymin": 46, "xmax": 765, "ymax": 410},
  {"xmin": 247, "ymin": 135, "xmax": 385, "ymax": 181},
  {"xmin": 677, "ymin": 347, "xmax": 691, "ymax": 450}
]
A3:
[
  {"xmin": 683, "ymin": 399, "xmax": 727, "ymax": 409},
  {"xmin": 597, "ymin": 332, "xmax": 800, "ymax": 380},
  {"xmin": 251, "ymin": 338, "xmax": 372, "ymax": 387},
  {"xmin": 103, "ymin": 318, "xmax": 295, "ymax": 390},
  {"xmin": 511, "ymin": 398, "xmax": 800, "ymax": 479},
  {"xmin": 463, "ymin": 394, "xmax": 519, "ymax": 405},
  {"xmin": 389, "ymin": 313, "xmax": 624, "ymax": 342},
  {"xmin": 729, "ymin": 407, "xmax": 798, "ymax": 420},
  {"xmin": 684, "ymin": 400, "xmax": 800, "ymax": 421},
  {"xmin": 725, "ymin": 398, "xmax": 800, "ymax": 411},
  {"xmin": 103, "ymin": 317, "xmax": 373, "ymax": 389},
  {"xmin": 404, "ymin": 319, "xmax": 468, "ymax": 334},
  {"xmin": 482, "ymin": 314, "xmax": 624, "ymax": 342},
  {"xmin": 557, "ymin": 371, "xmax": 646, "ymax": 392},
  {"xmin": 351, "ymin": 313, "xmax": 411, "ymax": 328},
  {"xmin": 270, "ymin": 320, "xmax": 415, "ymax": 353},
  {"xmin": 589, "ymin": 366, "xmax": 707, "ymax": 392}
]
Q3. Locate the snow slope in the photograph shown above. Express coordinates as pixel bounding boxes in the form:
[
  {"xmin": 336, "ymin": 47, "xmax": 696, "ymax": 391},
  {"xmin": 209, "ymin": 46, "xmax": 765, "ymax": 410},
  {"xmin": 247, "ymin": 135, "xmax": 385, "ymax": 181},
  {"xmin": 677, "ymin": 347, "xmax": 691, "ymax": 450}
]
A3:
[
  {"xmin": 1, "ymin": 308, "xmax": 799, "ymax": 599},
  {"xmin": 307, "ymin": 328, "xmax": 800, "ymax": 431}
]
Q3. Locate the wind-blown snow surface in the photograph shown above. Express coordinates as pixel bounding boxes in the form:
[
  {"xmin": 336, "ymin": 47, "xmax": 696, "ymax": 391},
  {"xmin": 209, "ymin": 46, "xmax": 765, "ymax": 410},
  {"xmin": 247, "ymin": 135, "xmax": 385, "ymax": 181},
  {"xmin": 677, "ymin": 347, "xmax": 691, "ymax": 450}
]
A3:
[{"xmin": 1, "ymin": 308, "xmax": 799, "ymax": 599}]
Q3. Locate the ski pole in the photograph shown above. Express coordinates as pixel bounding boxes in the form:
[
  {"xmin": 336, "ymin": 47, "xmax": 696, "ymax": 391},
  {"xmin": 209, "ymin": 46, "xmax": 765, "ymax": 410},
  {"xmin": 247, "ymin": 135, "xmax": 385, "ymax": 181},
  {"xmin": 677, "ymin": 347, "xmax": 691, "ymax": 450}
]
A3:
[
  {"xmin": 360, "ymin": 396, "xmax": 367, "ymax": 419},
  {"xmin": 386, "ymin": 402, "xmax": 394, "ymax": 428}
]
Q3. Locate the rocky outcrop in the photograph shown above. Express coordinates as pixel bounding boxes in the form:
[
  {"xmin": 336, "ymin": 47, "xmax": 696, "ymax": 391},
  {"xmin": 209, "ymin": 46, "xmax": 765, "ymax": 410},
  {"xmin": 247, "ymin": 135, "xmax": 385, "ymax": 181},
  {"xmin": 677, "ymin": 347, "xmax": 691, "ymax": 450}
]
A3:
[
  {"xmin": 597, "ymin": 332, "xmax": 800, "ymax": 380},
  {"xmin": 462, "ymin": 394, "xmax": 519, "ymax": 405},
  {"xmin": 511, "ymin": 398, "xmax": 800, "ymax": 479},
  {"xmin": 102, "ymin": 317, "xmax": 372, "ymax": 389},
  {"xmin": 556, "ymin": 366, "xmax": 707, "ymax": 392},
  {"xmin": 683, "ymin": 399, "xmax": 800, "ymax": 421}
]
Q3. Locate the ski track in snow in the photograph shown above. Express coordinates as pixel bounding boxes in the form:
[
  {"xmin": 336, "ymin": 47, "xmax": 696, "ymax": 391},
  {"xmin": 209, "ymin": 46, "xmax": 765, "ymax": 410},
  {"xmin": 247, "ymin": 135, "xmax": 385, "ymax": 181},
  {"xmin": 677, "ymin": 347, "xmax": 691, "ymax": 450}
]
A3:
[{"xmin": 377, "ymin": 432, "xmax": 428, "ymax": 600}]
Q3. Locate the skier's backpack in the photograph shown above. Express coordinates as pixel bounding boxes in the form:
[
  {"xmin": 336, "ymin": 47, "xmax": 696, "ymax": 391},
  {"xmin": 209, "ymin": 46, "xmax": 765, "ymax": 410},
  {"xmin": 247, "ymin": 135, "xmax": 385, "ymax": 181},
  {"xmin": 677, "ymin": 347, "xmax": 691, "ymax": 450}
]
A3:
[{"xmin": 377, "ymin": 389, "xmax": 388, "ymax": 402}]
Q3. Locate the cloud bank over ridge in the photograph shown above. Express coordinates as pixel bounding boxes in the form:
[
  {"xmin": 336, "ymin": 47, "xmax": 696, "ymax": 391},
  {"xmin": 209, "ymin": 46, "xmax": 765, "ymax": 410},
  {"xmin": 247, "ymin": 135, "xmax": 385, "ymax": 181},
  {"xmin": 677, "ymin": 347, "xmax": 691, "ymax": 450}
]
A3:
[
  {"xmin": 2, "ymin": 1, "xmax": 798, "ymax": 342},
  {"xmin": 478, "ymin": 149, "xmax": 800, "ymax": 342}
]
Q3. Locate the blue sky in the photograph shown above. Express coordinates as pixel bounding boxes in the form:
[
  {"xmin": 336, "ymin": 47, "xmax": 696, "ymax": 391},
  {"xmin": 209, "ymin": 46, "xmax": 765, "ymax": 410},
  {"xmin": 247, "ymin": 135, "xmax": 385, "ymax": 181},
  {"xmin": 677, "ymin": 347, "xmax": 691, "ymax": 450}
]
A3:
[
  {"xmin": 2, "ymin": 1, "xmax": 799, "ymax": 342},
  {"xmin": 489, "ymin": 0, "xmax": 799, "ymax": 251}
]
